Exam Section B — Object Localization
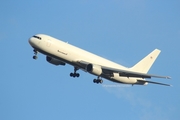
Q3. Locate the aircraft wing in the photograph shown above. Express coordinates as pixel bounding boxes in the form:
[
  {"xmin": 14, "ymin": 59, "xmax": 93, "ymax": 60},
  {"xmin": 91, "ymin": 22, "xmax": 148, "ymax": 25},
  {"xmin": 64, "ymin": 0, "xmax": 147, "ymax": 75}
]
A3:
[
  {"xmin": 102, "ymin": 66, "xmax": 171, "ymax": 79},
  {"xmin": 137, "ymin": 79, "xmax": 171, "ymax": 86},
  {"xmin": 77, "ymin": 60, "xmax": 171, "ymax": 79}
]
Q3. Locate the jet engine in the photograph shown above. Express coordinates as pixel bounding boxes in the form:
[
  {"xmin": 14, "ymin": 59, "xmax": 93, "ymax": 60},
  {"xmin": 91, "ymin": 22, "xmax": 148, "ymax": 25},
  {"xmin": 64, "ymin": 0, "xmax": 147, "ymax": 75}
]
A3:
[
  {"xmin": 86, "ymin": 64, "xmax": 102, "ymax": 76},
  {"xmin": 46, "ymin": 56, "xmax": 66, "ymax": 66}
]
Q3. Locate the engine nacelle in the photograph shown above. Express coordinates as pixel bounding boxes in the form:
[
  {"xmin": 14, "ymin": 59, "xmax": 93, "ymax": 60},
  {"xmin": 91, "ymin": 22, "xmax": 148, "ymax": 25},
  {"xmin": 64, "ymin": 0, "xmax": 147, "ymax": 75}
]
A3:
[
  {"xmin": 86, "ymin": 64, "xmax": 102, "ymax": 76},
  {"xmin": 46, "ymin": 56, "xmax": 66, "ymax": 66}
]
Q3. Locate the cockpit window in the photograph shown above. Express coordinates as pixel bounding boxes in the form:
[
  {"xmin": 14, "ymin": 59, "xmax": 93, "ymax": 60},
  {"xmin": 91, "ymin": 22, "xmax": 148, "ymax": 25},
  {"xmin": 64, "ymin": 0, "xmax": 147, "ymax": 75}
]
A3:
[{"xmin": 33, "ymin": 35, "xmax": 41, "ymax": 40}]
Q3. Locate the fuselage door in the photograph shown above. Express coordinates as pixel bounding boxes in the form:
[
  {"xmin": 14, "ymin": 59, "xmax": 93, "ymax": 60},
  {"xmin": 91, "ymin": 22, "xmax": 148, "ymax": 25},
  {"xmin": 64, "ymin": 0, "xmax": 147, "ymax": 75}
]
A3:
[{"xmin": 46, "ymin": 39, "xmax": 51, "ymax": 47}]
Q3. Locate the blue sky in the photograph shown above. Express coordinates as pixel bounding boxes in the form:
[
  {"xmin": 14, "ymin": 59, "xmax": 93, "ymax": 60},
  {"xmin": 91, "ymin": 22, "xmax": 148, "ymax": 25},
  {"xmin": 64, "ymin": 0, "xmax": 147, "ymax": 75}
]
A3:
[{"xmin": 0, "ymin": 0, "xmax": 180, "ymax": 120}]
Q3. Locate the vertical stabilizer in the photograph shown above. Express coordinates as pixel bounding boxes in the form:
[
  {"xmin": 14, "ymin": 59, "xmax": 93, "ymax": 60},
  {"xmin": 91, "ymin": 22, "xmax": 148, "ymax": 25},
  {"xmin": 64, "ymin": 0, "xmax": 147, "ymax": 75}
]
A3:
[{"xmin": 130, "ymin": 49, "xmax": 161, "ymax": 73}]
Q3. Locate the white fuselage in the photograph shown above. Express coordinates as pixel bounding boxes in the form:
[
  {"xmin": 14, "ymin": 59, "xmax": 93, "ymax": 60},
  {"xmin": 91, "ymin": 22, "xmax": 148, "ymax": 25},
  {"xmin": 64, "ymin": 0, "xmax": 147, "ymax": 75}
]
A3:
[{"xmin": 29, "ymin": 34, "xmax": 139, "ymax": 84}]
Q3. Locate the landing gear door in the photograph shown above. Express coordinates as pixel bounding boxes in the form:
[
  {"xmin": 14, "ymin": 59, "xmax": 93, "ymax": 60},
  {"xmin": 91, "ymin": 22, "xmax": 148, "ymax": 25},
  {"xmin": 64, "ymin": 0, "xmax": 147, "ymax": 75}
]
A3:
[{"xmin": 46, "ymin": 39, "xmax": 51, "ymax": 47}]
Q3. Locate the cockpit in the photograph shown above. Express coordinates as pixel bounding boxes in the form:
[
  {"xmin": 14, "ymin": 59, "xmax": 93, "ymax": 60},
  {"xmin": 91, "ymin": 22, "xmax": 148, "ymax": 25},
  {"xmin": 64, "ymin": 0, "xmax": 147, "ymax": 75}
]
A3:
[{"xmin": 33, "ymin": 35, "xmax": 42, "ymax": 40}]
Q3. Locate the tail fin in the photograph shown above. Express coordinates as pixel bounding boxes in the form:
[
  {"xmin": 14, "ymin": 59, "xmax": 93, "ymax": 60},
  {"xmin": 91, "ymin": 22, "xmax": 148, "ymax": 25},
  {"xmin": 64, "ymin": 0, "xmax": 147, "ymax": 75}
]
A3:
[{"xmin": 130, "ymin": 49, "xmax": 161, "ymax": 73}]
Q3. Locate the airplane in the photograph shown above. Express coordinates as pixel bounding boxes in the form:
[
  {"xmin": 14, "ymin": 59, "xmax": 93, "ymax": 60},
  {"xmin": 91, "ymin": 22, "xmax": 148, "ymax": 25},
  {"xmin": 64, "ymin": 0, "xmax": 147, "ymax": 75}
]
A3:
[{"xmin": 28, "ymin": 34, "xmax": 171, "ymax": 86}]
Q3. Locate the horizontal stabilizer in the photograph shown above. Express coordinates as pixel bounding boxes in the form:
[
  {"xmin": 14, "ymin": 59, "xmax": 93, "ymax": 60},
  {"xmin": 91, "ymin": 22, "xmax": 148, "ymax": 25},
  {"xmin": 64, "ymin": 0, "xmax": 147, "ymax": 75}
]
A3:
[{"xmin": 137, "ymin": 79, "xmax": 171, "ymax": 86}]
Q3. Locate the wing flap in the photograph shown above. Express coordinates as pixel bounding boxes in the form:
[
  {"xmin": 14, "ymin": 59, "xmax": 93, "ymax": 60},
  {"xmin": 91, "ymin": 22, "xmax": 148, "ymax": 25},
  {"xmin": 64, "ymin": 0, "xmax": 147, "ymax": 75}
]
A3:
[
  {"xmin": 101, "ymin": 66, "xmax": 170, "ymax": 79},
  {"xmin": 137, "ymin": 79, "xmax": 171, "ymax": 86}
]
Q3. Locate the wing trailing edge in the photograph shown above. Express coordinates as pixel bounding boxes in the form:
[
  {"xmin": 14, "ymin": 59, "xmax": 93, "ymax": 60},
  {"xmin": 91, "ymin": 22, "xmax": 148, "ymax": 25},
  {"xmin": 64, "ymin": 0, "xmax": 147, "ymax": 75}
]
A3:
[{"xmin": 137, "ymin": 79, "xmax": 171, "ymax": 86}]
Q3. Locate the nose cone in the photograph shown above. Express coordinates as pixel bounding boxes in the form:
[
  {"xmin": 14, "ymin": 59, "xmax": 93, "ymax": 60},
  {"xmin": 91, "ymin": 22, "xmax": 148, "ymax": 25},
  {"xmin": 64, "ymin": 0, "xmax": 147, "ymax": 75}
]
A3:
[
  {"xmin": 28, "ymin": 37, "xmax": 34, "ymax": 46},
  {"xmin": 29, "ymin": 37, "xmax": 39, "ymax": 48}
]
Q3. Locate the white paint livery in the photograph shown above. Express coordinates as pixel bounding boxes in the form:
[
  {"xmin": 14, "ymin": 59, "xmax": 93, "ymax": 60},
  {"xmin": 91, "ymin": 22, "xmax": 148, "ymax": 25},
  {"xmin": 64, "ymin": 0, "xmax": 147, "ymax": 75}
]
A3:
[{"xmin": 29, "ymin": 34, "xmax": 171, "ymax": 86}]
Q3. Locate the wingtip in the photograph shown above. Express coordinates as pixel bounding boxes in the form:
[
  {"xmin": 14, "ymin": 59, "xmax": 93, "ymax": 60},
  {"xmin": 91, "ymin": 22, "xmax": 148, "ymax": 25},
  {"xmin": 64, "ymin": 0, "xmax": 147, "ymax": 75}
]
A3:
[{"xmin": 166, "ymin": 76, "xmax": 171, "ymax": 79}]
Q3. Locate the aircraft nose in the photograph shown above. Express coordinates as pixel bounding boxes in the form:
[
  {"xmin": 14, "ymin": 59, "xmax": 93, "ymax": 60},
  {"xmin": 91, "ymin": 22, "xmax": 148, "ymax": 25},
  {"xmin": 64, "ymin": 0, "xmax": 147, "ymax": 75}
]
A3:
[
  {"xmin": 28, "ymin": 37, "xmax": 33, "ymax": 46},
  {"xmin": 28, "ymin": 37, "xmax": 36, "ymax": 47}
]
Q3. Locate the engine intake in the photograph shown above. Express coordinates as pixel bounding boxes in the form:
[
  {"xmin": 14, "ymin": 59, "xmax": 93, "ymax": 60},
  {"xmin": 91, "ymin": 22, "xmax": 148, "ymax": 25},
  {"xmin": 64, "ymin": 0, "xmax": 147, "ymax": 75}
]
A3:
[
  {"xmin": 46, "ymin": 56, "xmax": 65, "ymax": 66},
  {"xmin": 86, "ymin": 64, "xmax": 102, "ymax": 76}
]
